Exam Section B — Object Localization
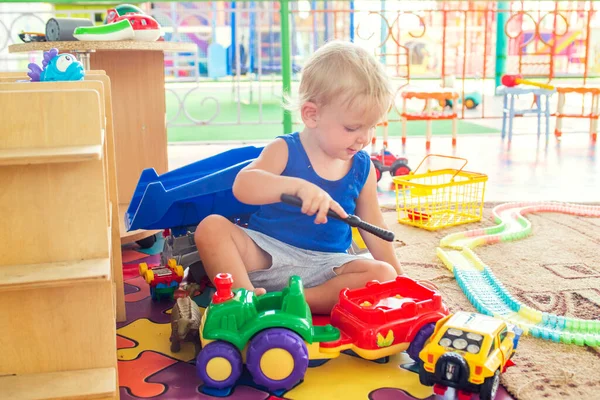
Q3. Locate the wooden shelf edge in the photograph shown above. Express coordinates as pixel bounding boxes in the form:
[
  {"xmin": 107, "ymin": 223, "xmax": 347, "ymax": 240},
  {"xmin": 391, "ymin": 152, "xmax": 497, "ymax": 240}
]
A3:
[
  {"xmin": 118, "ymin": 203, "xmax": 161, "ymax": 245},
  {"xmin": 0, "ymin": 367, "xmax": 116, "ymax": 400},
  {"xmin": 120, "ymin": 227, "xmax": 162, "ymax": 245},
  {"xmin": 0, "ymin": 144, "xmax": 102, "ymax": 166},
  {"xmin": 0, "ymin": 256, "xmax": 112, "ymax": 292},
  {"xmin": 0, "ymin": 130, "xmax": 105, "ymax": 167}
]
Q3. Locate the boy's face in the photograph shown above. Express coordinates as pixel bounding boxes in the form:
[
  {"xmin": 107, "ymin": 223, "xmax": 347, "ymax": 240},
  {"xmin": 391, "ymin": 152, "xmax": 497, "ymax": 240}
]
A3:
[{"xmin": 305, "ymin": 98, "xmax": 384, "ymax": 161}]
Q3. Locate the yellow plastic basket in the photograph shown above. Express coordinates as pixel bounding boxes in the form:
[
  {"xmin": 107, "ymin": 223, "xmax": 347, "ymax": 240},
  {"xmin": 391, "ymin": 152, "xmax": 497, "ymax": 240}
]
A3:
[{"xmin": 392, "ymin": 154, "xmax": 488, "ymax": 231}]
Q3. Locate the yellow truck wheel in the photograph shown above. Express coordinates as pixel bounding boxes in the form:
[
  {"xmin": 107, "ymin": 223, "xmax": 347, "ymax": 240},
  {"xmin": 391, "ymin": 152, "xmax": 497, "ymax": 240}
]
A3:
[{"xmin": 139, "ymin": 262, "xmax": 148, "ymax": 277}]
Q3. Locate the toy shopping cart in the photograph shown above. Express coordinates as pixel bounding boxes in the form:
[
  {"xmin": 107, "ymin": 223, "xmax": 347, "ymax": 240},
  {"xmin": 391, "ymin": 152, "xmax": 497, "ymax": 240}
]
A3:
[{"xmin": 392, "ymin": 155, "xmax": 487, "ymax": 231}]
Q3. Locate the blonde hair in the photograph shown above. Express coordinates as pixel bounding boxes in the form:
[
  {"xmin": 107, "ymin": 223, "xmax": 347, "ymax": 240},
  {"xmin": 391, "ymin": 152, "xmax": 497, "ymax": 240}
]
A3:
[{"xmin": 285, "ymin": 40, "xmax": 393, "ymax": 119}]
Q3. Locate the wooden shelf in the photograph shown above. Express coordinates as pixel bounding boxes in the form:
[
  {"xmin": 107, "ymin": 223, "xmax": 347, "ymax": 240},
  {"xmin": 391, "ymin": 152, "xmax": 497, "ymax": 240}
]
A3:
[
  {"xmin": 9, "ymin": 40, "xmax": 196, "ymax": 53},
  {"xmin": 0, "ymin": 73, "xmax": 119, "ymax": 399},
  {"xmin": 0, "ymin": 367, "xmax": 116, "ymax": 400},
  {"xmin": 0, "ymin": 257, "xmax": 111, "ymax": 292},
  {"xmin": 0, "ymin": 131, "xmax": 105, "ymax": 167},
  {"xmin": 0, "ymin": 144, "xmax": 103, "ymax": 166}
]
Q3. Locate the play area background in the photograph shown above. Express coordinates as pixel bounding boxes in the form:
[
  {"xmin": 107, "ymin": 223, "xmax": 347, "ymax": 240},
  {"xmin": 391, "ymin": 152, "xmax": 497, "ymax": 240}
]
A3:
[
  {"xmin": 164, "ymin": 84, "xmax": 499, "ymax": 142},
  {"xmin": 116, "ymin": 203, "xmax": 600, "ymax": 400},
  {"xmin": 5, "ymin": 2, "xmax": 600, "ymax": 143}
]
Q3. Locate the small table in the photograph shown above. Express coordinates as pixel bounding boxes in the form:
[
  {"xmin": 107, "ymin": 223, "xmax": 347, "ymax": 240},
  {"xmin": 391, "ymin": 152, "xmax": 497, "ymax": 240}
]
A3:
[
  {"xmin": 497, "ymin": 86, "xmax": 556, "ymax": 142},
  {"xmin": 9, "ymin": 41, "xmax": 196, "ymax": 244},
  {"xmin": 400, "ymin": 88, "xmax": 459, "ymax": 149}
]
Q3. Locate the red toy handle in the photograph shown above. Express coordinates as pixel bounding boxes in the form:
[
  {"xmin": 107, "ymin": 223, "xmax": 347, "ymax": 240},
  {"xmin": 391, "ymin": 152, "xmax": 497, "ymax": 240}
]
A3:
[
  {"xmin": 213, "ymin": 273, "xmax": 235, "ymax": 304},
  {"xmin": 501, "ymin": 74, "xmax": 523, "ymax": 87},
  {"xmin": 501, "ymin": 74, "xmax": 555, "ymax": 90}
]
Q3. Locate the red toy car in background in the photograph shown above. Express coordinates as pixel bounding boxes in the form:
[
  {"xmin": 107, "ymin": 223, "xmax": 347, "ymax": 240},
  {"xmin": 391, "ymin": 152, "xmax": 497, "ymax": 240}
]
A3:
[{"xmin": 371, "ymin": 150, "xmax": 411, "ymax": 182}]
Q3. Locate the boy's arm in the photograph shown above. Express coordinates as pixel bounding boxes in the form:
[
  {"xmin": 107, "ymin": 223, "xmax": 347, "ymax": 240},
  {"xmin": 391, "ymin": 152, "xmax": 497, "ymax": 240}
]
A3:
[
  {"xmin": 232, "ymin": 138, "xmax": 348, "ymax": 221},
  {"xmin": 354, "ymin": 161, "xmax": 404, "ymax": 275},
  {"xmin": 232, "ymin": 138, "xmax": 294, "ymax": 205}
]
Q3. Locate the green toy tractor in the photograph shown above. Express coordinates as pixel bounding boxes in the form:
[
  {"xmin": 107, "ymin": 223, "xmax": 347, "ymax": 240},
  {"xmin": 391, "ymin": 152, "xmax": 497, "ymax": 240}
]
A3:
[{"xmin": 195, "ymin": 273, "xmax": 339, "ymax": 393}]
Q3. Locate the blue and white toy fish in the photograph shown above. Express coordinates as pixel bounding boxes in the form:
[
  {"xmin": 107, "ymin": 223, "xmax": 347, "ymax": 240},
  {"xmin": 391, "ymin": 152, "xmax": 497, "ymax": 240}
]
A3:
[{"xmin": 27, "ymin": 48, "xmax": 85, "ymax": 82}]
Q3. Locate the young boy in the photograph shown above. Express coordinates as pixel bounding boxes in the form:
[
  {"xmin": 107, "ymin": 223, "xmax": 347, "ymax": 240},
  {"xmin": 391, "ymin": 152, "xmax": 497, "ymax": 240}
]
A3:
[{"xmin": 195, "ymin": 40, "xmax": 421, "ymax": 314}]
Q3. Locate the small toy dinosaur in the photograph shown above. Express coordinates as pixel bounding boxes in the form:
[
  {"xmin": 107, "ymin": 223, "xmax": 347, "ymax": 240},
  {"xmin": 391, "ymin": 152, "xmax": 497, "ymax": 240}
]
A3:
[
  {"xmin": 27, "ymin": 48, "xmax": 85, "ymax": 82},
  {"xmin": 170, "ymin": 295, "xmax": 202, "ymax": 355}
]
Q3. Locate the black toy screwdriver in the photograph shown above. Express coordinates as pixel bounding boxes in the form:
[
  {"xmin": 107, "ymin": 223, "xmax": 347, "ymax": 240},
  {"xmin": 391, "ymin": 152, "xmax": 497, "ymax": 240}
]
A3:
[{"xmin": 280, "ymin": 194, "xmax": 395, "ymax": 242}]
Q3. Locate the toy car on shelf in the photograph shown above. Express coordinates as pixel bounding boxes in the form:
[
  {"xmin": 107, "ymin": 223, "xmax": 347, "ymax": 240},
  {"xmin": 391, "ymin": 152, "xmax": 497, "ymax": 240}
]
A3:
[
  {"xmin": 196, "ymin": 273, "xmax": 449, "ymax": 395},
  {"xmin": 440, "ymin": 90, "xmax": 482, "ymax": 110},
  {"xmin": 370, "ymin": 150, "xmax": 411, "ymax": 182},
  {"xmin": 439, "ymin": 75, "xmax": 482, "ymax": 110},
  {"xmin": 18, "ymin": 31, "xmax": 46, "ymax": 43},
  {"xmin": 417, "ymin": 311, "xmax": 521, "ymax": 400},
  {"xmin": 139, "ymin": 259, "xmax": 184, "ymax": 301}
]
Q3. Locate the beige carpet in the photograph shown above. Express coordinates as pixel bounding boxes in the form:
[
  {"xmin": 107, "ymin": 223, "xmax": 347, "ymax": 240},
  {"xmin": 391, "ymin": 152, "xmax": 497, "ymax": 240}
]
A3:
[{"xmin": 382, "ymin": 204, "xmax": 600, "ymax": 400}]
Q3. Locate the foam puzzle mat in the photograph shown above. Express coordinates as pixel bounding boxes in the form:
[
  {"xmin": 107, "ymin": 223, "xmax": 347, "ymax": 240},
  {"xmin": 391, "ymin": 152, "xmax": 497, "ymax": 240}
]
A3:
[{"xmin": 118, "ymin": 237, "xmax": 513, "ymax": 400}]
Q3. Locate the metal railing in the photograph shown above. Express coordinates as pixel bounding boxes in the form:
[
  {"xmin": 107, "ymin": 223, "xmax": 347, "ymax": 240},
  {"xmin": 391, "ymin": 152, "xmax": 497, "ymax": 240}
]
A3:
[{"xmin": 1, "ymin": 1, "xmax": 599, "ymax": 137}]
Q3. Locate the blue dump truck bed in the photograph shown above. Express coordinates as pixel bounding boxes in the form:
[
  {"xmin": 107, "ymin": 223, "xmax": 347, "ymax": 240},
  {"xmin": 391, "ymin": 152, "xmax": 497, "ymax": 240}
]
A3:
[{"xmin": 125, "ymin": 146, "xmax": 263, "ymax": 231}]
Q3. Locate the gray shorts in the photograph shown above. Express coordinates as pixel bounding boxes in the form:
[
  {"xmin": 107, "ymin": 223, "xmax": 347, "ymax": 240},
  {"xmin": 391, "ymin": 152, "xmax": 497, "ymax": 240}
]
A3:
[{"xmin": 245, "ymin": 228, "xmax": 364, "ymax": 292}]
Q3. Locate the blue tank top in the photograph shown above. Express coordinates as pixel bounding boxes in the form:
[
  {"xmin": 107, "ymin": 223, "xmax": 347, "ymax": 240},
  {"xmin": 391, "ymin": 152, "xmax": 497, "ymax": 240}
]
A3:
[{"xmin": 248, "ymin": 132, "xmax": 371, "ymax": 253}]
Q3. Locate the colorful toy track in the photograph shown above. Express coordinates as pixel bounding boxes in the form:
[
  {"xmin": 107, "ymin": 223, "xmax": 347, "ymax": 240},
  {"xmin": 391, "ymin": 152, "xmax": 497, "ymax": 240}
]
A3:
[{"xmin": 437, "ymin": 202, "xmax": 600, "ymax": 346}]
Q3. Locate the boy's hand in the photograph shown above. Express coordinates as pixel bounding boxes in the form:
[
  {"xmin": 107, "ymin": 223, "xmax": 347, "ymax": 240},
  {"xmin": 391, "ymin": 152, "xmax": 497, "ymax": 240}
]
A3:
[{"xmin": 294, "ymin": 181, "xmax": 348, "ymax": 224}]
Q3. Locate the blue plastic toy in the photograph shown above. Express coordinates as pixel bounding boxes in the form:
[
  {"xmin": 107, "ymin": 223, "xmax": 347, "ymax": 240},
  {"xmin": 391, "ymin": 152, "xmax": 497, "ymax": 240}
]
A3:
[
  {"xmin": 27, "ymin": 48, "xmax": 85, "ymax": 82},
  {"xmin": 125, "ymin": 145, "xmax": 263, "ymax": 232}
]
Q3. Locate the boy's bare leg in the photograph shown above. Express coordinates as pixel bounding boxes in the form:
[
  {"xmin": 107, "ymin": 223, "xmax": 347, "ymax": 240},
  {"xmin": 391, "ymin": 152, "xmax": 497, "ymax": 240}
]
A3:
[
  {"xmin": 304, "ymin": 259, "xmax": 397, "ymax": 314},
  {"xmin": 194, "ymin": 215, "xmax": 271, "ymax": 295}
]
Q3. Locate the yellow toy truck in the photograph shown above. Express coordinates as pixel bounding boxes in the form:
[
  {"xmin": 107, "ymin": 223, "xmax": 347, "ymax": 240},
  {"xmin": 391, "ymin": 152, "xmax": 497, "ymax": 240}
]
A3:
[{"xmin": 417, "ymin": 311, "xmax": 521, "ymax": 400}]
